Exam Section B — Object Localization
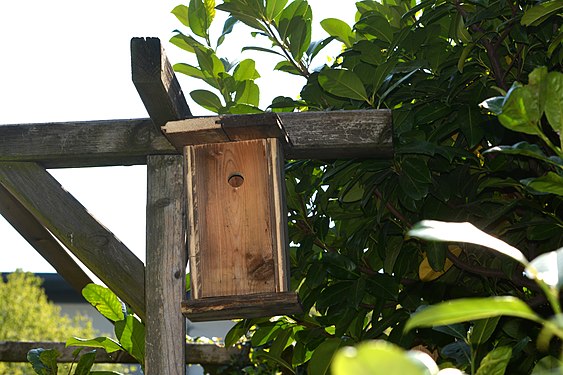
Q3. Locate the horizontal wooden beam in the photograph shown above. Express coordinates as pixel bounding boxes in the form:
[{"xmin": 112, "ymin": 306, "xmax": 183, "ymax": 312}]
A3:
[
  {"xmin": 0, "ymin": 184, "xmax": 93, "ymax": 294},
  {"xmin": 164, "ymin": 110, "xmax": 393, "ymax": 159},
  {"xmin": 0, "ymin": 162, "xmax": 146, "ymax": 320},
  {"xmin": 0, "ymin": 110, "xmax": 393, "ymax": 168},
  {"xmin": 131, "ymin": 37, "xmax": 192, "ymax": 129},
  {"xmin": 0, "ymin": 119, "xmax": 176, "ymax": 168},
  {"xmin": 182, "ymin": 292, "xmax": 302, "ymax": 322},
  {"xmin": 0, "ymin": 341, "xmax": 248, "ymax": 365}
]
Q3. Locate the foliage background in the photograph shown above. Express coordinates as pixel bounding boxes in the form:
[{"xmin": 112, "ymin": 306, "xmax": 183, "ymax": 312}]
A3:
[{"xmin": 170, "ymin": 0, "xmax": 562, "ymax": 373}]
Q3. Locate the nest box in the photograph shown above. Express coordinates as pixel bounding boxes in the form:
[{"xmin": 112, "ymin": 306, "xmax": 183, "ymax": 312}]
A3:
[{"xmin": 162, "ymin": 114, "xmax": 302, "ymax": 321}]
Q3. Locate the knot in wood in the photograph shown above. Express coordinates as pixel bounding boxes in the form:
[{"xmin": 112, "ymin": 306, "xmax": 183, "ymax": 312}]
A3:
[
  {"xmin": 155, "ymin": 198, "xmax": 171, "ymax": 208},
  {"xmin": 228, "ymin": 173, "xmax": 244, "ymax": 188}
]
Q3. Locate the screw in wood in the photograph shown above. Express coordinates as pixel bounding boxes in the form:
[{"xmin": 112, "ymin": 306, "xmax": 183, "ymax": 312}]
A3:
[{"xmin": 228, "ymin": 173, "xmax": 244, "ymax": 188}]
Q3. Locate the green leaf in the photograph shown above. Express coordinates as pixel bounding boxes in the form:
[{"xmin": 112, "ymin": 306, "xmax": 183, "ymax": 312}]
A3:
[
  {"xmin": 217, "ymin": 16, "xmax": 238, "ymax": 47},
  {"xmin": 190, "ymin": 90, "xmax": 223, "ymax": 113},
  {"xmin": 274, "ymin": 61, "xmax": 302, "ymax": 75},
  {"xmin": 194, "ymin": 48, "xmax": 225, "ymax": 78},
  {"xmin": 470, "ymin": 317, "xmax": 500, "ymax": 345},
  {"xmin": 321, "ymin": 18, "xmax": 354, "ymax": 47},
  {"xmin": 226, "ymin": 103, "xmax": 263, "ymax": 114},
  {"xmin": 173, "ymin": 63, "xmax": 206, "ymax": 80},
  {"xmin": 459, "ymin": 105, "xmax": 484, "ymax": 148},
  {"xmin": 525, "ymin": 247, "xmax": 563, "ymax": 288},
  {"xmin": 115, "ymin": 315, "xmax": 145, "ymax": 365},
  {"xmin": 74, "ymin": 350, "xmax": 97, "ymax": 375},
  {"xmin": 408, "ymin": 220, "xmax": 529, "ymax": 266},
  {"xmin": 233, "ymin": 59, "xmax": 260, "ymax": 81},
  {"xmin": 318, "ymin": 69, "xmax": 369, "ymax": 102},
  {"xmin": 479, "ymin": 96, "xmax": 504, "ymax": 115},
  {"xmin": 398, "ymin": 158, "xmax": 431, "ymax": 200},
  {"xmin": 82, "ymin": 284, "xmax": 124, "ymax": 322},
  {"xmin": 171, "ymin": 5, "xmax": 189, "ymax": 27},
  {"xmin": 332, "ymin": 341, "xmax": 430, "ymax": 375},
  {"xmin": 433, "ymin": 324, "xmax": 468, "ymax": 340},
  {"xmin": 241, "ymin": 46, "xmax": 285, "ymax": 57},
  {"xmin": 356, "ymin": 14, "xmax": 394, "ymax": 43},
  {"xmin": 498, "ymin": 86, "xmax": 541, "ymax": 135},
  {"xmin": 188, "ymin": 0, "xmax": 214, "ymax": 39},
  {"xmin": 216, "ymin": 3, "xmax": 268, "ymax": 32},
  {"xmin": 405, "ymin": 296, "xmax": 543, "ymax": 332},
  {"xmin": 255, "ymin": 349, "xmax": 295, "ymax": 374},
  {"xmin": 169, "ymin": 32, "xmax": 205, "ymax": 53},
  {"xmin": 308, "ymin": 338, "xmax": 343, "ymax": 375},
  {"xmin": 66, "ymin": 337, "xmax": 123, "ymax": 353},
  {"xmin": 521, "ymin": 172, "xmax": 563, "ymax": 196},
  {"xmin": 265, "ymin": 0, "xmax": 288, "ymax": 21},
  {"xmin": 288, "ymin": 13, "xmax": 312, "ymax": 59},
  {"xmin": 521, "ymin": 0, "xmax": 563, "ymax": 26},
  {"xmin": 483, "ymin": 142, "xmax": 562, "ymax": 167},
  {"xmin": 27, "ymin": 348, "xmax": 59, "ymax": 375},
  {"xmin": 531, "ymin": 355, "xmax": 563, "ymax": 374},
  {"xmin": 235, "ymin": 80, "xmax": 260, "ymax": 106},
  {"xmin": 426, "ymin": 242, "xmax": 447, "ymax": 272},
  {"xmin": 545, "ymin": 71, "xmax": 563, "ymax": 138},
  {"xmin": 475, "ymin": 346, "xmax": 512, "ymax": 375}
]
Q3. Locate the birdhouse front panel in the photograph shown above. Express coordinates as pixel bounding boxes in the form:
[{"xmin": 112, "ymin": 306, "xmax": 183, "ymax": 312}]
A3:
[{"xmin": 185, "ymin": 138, "xmax": 289, "ymax": 300}]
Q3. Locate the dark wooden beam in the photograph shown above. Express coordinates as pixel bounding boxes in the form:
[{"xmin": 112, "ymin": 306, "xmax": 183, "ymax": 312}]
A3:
[
  {"xmin": 0, "ymin": 184, "xmax": 93, "ymax": 294},
  {"xmin": 0, "ymin": 119, "xmax": 175, "ymax": 168},
  {"xmin": 145, "ymin": 155, "xmax": 187, "ymax": 374},
  {"xmin": 131, "ymin": 37, "xmax": 192, "ymax": 128},
  {"xmin": 0, "ymin": 341, "xmax": 248, "ymax": 365},
  {"xmin": 0, "ymin": 162, "xmax": 146, "ymax": 320},
  {"xmin": 163, "ymin": 109, "xmax": 393, "ymax": 159}
]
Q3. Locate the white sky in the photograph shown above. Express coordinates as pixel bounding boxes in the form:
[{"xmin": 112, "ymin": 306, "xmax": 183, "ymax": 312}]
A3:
[{"xmin": 0, "ymin": 0, "xmax": 356, "ymax": 273}]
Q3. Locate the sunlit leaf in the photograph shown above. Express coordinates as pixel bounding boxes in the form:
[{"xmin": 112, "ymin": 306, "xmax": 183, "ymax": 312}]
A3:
[
  {"xmin": 483, "ymin": 142, "xmax": 562, "ymax": 168},
  {"xmin": 332, "ymin": 341, "xmax": 431, "ymax": 375},
  {"xmin": 265, "ymin": 0, "xmax": 289, "ymax": 21},
  {"xmin": 318, "ymin": 69, "xmax": 369, "ymax": 101},
  {"xmin": 235, "ymin": 80, "xmax": 260, "ymax": 106},
  {"xmin": 188, "ymin": 0, "xmax": 211, "ymax": 38},
  {"xmin": 82, "ymin": 284, "xmax": 124, "ymax": 322},
  {"xmin": 233, "ymin": 59, "xmax": 260, "ymax": 81},
  {"xmin": 545, "ymin": 71, "xmax": 563, "ymax": 137},
  {"xmin": 115, "ymin": 315, "xmax": 145, "ymax": 365},
  {"xmin": 66, "ymin": 337, "xmax": 123, "ymax": 353},
  {"xmin": 408, "ymin": 220, "xmax": 529, "ymax": 266},
  {"xmin": 275, "ymin": 61, "xmax": 302, "ymax": 75},
  {"xmin": 405, "ymin": 297, "xmax": 543, "ymax": 332},
  {"xmin": 525, "ymin": 248, "xmax": 563, "ymax": 288},
  {"xmin": 173, "ymin": 63, "xmax": 205, "ymax": 80},
  {"xmin": 531, "ymin": 355, "xmax": 563, "ymax": 374},
  {"xmin": 521, "ymin": 173, "xmax": 563, "ymax": 196},
  {"xmin": 498, "ymin": 86, "xmax": 541, "ymax": 135},
  {"xmin": 27, "ymin": 348, "xmax": 59, "ymax": 375},
  {"xmin": 171, "ymin": 5, "xmax": 189, "ymax": 27},
  {"xmin": 321, "ymin": 18, "xmax": 354, "ymax": 47},
  {"xmin": 74, "ymin": 350, "xmax": 97, "ymax": 375}
]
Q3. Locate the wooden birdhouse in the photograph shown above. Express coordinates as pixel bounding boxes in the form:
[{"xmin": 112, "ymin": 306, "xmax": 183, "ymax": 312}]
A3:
[{"xmin": 162, "ymin": 114, "xmax": 302, "ymax": 321}]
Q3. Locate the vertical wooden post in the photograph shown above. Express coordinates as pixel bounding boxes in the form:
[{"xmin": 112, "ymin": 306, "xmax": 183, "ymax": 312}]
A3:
[{"xmin": 146, "ymin": 155, "xmax": 186, "ymax": 375}]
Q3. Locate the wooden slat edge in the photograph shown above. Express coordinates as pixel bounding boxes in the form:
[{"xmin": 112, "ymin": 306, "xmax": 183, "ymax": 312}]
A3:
[
  {"xmin": 182, "ymin": 292, "xmax": 302, "ymax": 322},
  {"xmin": 0, "ymin": 118, "xmax": 176, "ymax": 168},
  {"xmin": 131, "ymin": 37, "xmax": 192, "ymax": 129},
  {"xmin": 146, "ymin": 155, "xmax": 186, "ymax": 374},
  {"xmin": 0, "ymin": 341, "xmax": 248, "ymax": 365},
  {"xmin": 0, "ymin": 184, "xmax": 93, "ymax": 294}
]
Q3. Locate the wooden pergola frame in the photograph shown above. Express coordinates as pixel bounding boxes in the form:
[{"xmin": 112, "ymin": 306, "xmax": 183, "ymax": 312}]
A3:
[{"xmin": 0, "ymin": 37, "xmax": 393, "ymax": 374}]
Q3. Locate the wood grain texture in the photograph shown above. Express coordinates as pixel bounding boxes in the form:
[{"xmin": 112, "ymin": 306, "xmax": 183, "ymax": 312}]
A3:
[
  {"xmin": 182, "ymin": 292, "xmax": 302, "ymax": 321},
  {"xmin": 0, "ymin": 119, "xmax": 176, "ymax": 168},
  {"xmin": 0, "ymin": 341, "xmax": 248, "ymax": 365},
  {"xmin": 0, "ymin": 162, "xmax": 145, "ymax": 319},
  {"xmin": 186, "ymin": 139, "xmax": 286, "ymax": 299},
  {"xmin": 131, "ymin": 37, "xmax": 192, "ymax": 128},
  {"xmin": 145, "ymin": 155, "xmax": 186, "ymax": 375},
  {"xmin": 0, "ymin": 184, "xmax": 93, "ymax": 294},
  {"xmin": 164, "ymin": 109, "xmax": 393, "ymax": 158},
  {"xmin": 278, "ymin": 110, "xmax": 393, "ymax": 158}
]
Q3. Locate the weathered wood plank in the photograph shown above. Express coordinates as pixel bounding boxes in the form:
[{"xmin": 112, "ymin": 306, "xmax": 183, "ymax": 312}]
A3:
[
  {"xmin": 0, "ymin": 341, "xmax": 248, "ymax": 365},
  {"xmin": 165, "ymin": 109, "xmax": 393, "ymax": 158},
  {"xmin": 131, "ymin": 37, "xmax": 192, "ymax": 128},
  {"xmin": 0, "ymin": 162, "xmax": 146, "ymax": 319},
  {"xmin": 0, "ymin": 119, "xmax": 176, "ymax": 168},
  {"xmin": 186, "ymin": 139, "xmax": 287, "ymax": 299},
  {"xmin": 182, "ymin": 292, "xmax": 302, "ymax": 321},
  {"xmin": 279, "ymin": 110, "xmax": 393, "ymax": 158},
  {"xmin": 145, "ymin": 155, "xmax": 186, "ymax": 375},
  {"xmin": 0, "ymin": 184, "xmax": 93, "ymax": 294}
]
